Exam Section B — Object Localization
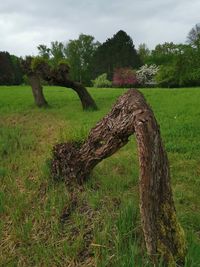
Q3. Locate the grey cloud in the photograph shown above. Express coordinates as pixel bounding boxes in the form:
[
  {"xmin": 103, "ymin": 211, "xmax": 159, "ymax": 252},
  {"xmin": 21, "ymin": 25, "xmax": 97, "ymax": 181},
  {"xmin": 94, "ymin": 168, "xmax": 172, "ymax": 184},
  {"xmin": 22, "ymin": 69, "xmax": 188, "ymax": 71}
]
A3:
[{"xmin": 0, "ymin": 0, "xmax": 199, "ymax": 56}]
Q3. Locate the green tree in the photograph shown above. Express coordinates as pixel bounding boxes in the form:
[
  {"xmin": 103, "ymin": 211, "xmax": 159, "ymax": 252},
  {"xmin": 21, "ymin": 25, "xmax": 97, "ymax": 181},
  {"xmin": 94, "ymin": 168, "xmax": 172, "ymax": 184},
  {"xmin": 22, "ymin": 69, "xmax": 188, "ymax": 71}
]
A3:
[
  {"xmin": 92, "ymin": 30, "xmax": 141, "ymax": 80},
  {"xmin": 10, "ymin": 55, "xmax": 23, "ymax": 85},
  {"xmin": 138, "ymin": 43, "xmax": 150, "ymax": 64},
  {"xmin": 187, "ymin": 23, "xmax": 200, "ymax": 49},
  {"xmin": 37, "ymin": 42, "xmax": 65, "ymax": 65},
  {"xmin": 37, "ymin": 44, "xmax": 51, "ymax": 59},
  {"xmin": 0, "ymin": 52, "xmax": 23, "ymax": 85},
  {"xmin": 156, "ymin": 45, "xmax": 200, "ymax": 87},
  {"xmin": 0, "ymin": 52, "xmax": 14, "ymax": 85},
  {"xmin": 65, "ymin": 34, "xmax": 99, "ymax": 85},
  {"xmin": 146, "ymin": 42, "xmax": 183, "ymax": 65},
  {"xmin": 92, "ymin": 73, "xmax": 112, "ymax": 88},
  {"xmin": 50, "ymin": 41, "xmax": 65, "ymax": 64}
]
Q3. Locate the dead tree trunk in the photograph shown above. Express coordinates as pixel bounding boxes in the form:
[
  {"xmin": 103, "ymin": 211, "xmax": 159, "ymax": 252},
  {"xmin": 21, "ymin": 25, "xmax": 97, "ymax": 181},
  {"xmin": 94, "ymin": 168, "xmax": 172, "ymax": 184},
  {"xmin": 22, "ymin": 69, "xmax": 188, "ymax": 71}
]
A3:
[
  {"xmin": 51, "ymin": 89, "xmax": 186, "ymax": 265},
  {"xmin": 28, "ymin": 74, "xmax": 48, "ymax": 107}
]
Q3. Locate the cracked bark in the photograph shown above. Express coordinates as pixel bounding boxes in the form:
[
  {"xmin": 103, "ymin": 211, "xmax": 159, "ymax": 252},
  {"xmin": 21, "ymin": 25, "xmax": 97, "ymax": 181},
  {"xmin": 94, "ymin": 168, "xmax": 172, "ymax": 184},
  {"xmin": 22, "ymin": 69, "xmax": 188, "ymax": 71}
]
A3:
[{"xmin": 51, "ymin": 89, "xmax": 186, "ymax": 265}]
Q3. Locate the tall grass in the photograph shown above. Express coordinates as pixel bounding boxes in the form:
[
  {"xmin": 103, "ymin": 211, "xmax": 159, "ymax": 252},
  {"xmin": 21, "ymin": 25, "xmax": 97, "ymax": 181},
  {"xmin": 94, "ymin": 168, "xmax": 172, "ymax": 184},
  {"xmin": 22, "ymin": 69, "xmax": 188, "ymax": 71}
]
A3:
[{"xmin": 0, "ymin": 86, "xmax": 200, "ymax": 266}]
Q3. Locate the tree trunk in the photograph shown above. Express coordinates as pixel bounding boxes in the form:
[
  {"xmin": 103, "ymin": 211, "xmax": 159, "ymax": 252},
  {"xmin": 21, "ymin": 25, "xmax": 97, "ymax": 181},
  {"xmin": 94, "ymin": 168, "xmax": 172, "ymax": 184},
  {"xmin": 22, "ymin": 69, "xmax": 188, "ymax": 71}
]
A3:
[
  {"xmin": 51, "ymin": 89, "xmax": 186, "ymax": 265},
  {"xmin": 134, "ymin": 99, "xmax": 186, "ymax": 266},
  {"xmin": 58, "ymin": 79, "xmax": 97, "ymax": 111},
  {"xmin": 28, "ymin": 74, "xmax": 48, "ymax": 107}
]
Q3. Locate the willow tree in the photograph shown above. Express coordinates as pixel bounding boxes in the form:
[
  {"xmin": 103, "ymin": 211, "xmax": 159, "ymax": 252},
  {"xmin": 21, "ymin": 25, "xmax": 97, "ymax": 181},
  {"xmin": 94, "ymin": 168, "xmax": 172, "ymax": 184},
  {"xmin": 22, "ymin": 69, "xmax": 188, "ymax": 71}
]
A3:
[
  {"xmin": 21, "ymin": 57, "xmax": 48, "ymax": 107},
  {"xmin": 21, "ymin": 57, "xmax": 97, "ymax": 110},
  {"xmin": 51, "ymin": 89, "xmax": 186, "ymax": 266}
]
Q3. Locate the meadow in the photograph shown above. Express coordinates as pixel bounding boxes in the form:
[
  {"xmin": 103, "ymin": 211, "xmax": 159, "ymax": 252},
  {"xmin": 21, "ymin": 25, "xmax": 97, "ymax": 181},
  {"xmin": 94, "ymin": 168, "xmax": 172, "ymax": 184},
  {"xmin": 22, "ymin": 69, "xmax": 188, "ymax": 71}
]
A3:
[{"xmin": 0, "ymin": 86, "xmax": 200, "ymax": 266}]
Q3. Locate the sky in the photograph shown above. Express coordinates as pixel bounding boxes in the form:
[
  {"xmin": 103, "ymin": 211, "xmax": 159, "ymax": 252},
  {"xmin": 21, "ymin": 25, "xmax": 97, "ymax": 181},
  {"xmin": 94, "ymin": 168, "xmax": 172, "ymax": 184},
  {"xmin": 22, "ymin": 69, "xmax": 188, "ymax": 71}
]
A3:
[{"xmin": 0, "ymin": 0, "xmax": 200, "ymax": 57}]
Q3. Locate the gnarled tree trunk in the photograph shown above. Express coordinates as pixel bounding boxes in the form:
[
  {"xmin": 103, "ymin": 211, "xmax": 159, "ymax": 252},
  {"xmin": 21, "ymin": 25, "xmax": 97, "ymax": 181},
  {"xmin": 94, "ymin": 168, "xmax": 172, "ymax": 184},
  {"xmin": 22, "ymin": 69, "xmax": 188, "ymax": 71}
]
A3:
[
  {"xmin": 21, "ymin": 57, "xmax": 97, "ymax": 110},
  {"xmin": 51, "ymin": 89, "xmax": 186, "ymax": 265},
  {"xmin": 51, "ymin": 78, "xmax": 97, "ymax": 111},
  {"xmin": 28, "ymin": 74, "xmax": 48, "ymax": 107},
  {"xmin": 42, "ymin": 64, "xmax": 97, "ymax": 110}
]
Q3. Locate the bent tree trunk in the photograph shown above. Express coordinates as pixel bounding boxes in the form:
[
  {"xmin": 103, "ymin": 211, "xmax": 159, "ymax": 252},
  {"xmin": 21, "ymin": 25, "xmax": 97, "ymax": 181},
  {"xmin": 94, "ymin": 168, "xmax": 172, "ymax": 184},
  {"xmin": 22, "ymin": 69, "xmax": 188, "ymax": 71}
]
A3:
[
  {"xmin": 51, "ymin": 89, "xmax": 186, "ymax": 265},
  {"xmin": 28, "ymin": 74, "xmax": 48, "ymax": 107},
  {"xmin": 49, "ymin": 77, "xmax": 97, "ymax": 111}
]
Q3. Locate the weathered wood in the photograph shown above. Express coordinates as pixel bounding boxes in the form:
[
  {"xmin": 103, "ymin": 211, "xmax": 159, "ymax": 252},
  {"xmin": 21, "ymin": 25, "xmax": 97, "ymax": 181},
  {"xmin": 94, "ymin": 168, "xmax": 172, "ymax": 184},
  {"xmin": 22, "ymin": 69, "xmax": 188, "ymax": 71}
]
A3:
[
  {"xmin": 134, "ymin": 96, "xmax": 186, "ymax": 266},
  {"xmin": 51, "ymin": 89, "xmax": 186, "ymax": 265}
]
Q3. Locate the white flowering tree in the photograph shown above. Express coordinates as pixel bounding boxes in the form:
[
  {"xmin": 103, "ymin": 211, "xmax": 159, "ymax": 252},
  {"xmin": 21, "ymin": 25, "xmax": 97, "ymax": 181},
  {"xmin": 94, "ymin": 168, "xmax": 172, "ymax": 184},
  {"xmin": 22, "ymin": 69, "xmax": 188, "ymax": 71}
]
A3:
[{"xmin": 136, "ymin": 64, "xmax": 159, "ymax": 86}]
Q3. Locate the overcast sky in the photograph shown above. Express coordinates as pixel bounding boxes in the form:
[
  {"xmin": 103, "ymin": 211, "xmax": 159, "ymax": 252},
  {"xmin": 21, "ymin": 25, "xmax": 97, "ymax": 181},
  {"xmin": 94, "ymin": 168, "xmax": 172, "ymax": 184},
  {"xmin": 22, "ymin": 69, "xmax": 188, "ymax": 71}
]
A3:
[{"xmin": 0, "ymin": 0, "xmax": 199, "ymax": 57}]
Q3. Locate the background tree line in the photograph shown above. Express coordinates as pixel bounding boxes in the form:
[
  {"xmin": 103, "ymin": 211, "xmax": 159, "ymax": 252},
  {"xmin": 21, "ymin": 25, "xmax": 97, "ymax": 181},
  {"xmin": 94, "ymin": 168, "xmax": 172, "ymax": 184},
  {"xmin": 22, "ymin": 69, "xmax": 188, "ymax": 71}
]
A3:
[
  {"xmin": 0, "ymin": 52, "xmax": 23, "ymax": 85},
  {"xmin": 1, "ymin": 24, "xmax": 200, "ymax": 87}
]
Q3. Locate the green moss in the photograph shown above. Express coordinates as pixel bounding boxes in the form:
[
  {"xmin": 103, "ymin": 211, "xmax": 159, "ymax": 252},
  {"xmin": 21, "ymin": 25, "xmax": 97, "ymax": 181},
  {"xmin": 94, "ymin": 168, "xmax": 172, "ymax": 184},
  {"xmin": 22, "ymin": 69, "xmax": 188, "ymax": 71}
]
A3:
[{"xmin": 157, "ymin": 202, "xmax": 186, "ymax": 265}]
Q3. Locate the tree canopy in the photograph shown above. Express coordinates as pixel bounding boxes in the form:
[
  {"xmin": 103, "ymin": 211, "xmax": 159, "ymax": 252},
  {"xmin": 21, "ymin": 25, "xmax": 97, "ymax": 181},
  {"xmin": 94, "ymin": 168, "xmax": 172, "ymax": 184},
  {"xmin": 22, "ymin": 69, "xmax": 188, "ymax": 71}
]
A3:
[
  {"xmin": 0, "ymin": 52, "xmax": 23, "ymax": 85},
  {"xmin": 65, "ymin": 34, "xmax": 100, "ymax": 85},
  {"xmin": 92, "ymin": 30, "xmax": 141, "ymax": 79}
]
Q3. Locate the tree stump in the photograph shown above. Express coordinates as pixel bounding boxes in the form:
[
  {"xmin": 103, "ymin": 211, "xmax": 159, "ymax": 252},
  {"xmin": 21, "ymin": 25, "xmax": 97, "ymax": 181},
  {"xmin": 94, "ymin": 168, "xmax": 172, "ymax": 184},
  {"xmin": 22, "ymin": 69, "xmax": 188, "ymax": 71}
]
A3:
[{"xmin": 51, "ymin": 89, "xmax": 186, "ymax": 265}]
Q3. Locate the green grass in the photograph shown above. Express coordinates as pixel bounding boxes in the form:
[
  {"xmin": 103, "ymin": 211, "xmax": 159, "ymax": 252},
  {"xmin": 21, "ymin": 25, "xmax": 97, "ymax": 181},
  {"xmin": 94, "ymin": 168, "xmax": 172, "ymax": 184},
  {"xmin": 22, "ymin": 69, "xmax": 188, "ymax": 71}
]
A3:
[{"xmin": 0, "ymin": 85, "xmax": 200, "ymax": 266}]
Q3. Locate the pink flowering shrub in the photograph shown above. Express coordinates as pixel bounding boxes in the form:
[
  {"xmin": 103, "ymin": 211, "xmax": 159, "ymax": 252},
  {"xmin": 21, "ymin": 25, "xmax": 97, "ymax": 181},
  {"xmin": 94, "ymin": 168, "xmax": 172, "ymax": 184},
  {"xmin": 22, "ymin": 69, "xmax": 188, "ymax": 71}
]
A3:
[{"xmin": 112, "ymin": 68, "xmax": 138, "ymax": 87}]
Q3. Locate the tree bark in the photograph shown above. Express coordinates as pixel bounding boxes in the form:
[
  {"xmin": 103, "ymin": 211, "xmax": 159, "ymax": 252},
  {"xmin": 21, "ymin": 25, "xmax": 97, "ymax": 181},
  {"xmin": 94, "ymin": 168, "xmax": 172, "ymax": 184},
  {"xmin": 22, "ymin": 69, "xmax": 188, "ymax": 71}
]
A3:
[
  {"xmin": 28, "ymin": 74, "xmax": 48, "ymax": 107},
  {"xmin": 52, "ymin": 78, "xmax": 97, "ymax": 111},
  {"xmin": 51, "ymin": 89, "xmax": 186, "ymax": 265},
  {"xmin": 134, "ymin": 98, "xmax": 186, "ymax": 266}
]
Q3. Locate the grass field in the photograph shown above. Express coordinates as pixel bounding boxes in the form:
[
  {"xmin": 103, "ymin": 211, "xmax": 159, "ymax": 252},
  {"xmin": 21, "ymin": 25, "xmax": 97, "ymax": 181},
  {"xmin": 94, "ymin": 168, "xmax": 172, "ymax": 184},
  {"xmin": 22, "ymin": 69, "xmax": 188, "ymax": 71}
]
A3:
[{"xmin": 0, "ymin": 86, "xmax": 200, "ymax": 267}]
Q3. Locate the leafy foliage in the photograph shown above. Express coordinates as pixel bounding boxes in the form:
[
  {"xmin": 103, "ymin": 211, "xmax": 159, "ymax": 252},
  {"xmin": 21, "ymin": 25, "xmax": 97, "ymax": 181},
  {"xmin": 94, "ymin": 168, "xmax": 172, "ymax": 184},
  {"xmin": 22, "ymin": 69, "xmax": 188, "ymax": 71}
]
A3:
[
  {"xmin": 187, "ymin": 23, "xmax": 200, "ymax": 48},
  {"xmin": 0, "ymin": 52, "xmax": 23, "ymax": 85},
  {"xmin": 136, "ymin": 64, "xmax": 159, "ymax": 86},
  {"xmin": 156, "ymin": 45, "xmax": 200, "ymax": 87},
  {"xmin": 92, "ymin": 73, "xmax": 112, "ymax": 88},
  {"xmin": 138, "ymin": 43, "xmax": 150, "ymax": 64},
  {"xmin": 112, "ymin": 68, "xmax": 138, "ymax": 87},
  {"xmin": 65, "ymin": 34, "xmax": 100, "ymax": 85},
  {"xmin": 92, "ymin": 30, "xmax": 141, "ymax": 80}
]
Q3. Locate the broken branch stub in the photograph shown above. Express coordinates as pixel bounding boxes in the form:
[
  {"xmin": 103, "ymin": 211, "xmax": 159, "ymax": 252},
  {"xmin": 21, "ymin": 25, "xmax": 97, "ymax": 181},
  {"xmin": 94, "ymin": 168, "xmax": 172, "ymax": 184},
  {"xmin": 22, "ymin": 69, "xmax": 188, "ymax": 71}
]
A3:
[{"xmin": 51, "ymin": 89, "xmax": 186, "ymax": 265}]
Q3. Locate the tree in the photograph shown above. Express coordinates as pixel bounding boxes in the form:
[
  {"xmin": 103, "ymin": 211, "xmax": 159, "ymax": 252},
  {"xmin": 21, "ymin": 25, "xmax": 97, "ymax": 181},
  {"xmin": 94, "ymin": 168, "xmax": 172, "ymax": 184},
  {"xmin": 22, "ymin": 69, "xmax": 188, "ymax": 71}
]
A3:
[
  {"xmin": 37, "ymin": 44, "xmax": 51, "ymax": 59},
  {"xmin": 37, "ymin": 42, "xmax": 65, "ymax": 64},
  {"xmin": 51, "ymin": 89, "xmax": 186, "ymax": 265},
  {"xmin": 92, "ymin": 30, "xmax": 141, "ymax": 80},
  {"xmin": 92, "ymin": 73, "xmax": 112, "ymax": 88},
  {"xmin": 136, "ymin": 64, "xmax": 159, "ymax": 86},
  {"xmin": 21, "ymin": 57, "xmax": 48, "ymax": 107},
  {"xmin": 187, "ymin": 23, "xmax": 200, "ymax": 48},
  {"xmin": 10, "ymin": 55, "xmax": 23, "ymax": 85},
  {"xmin": 50, "ymin": 41, "xmax": 65, "ymax": 65},
  {"xmin": 155, "ymin": 45, "xmax": 200, "ymax": 87},
  {"xmin": 147, "ymin": 42, "xmax": 182, "ymax": 65},
  {"xmin": 21, "ymin": 57, "xmax": 97, "ymax": 110},
  {"xmin": 138, "ymin": 43, "xmax": 150, "ymax": 64},
  {"xmin": 112, "ymin": 68, "xmax": 138, "ymax": 87},
  {"xmin": 0, "ymin": 52, "xmax": 23, "ymax": 85},
  {"xmin": 65, "ymin": 34, "xmax": 100, "ymax": 85}
]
